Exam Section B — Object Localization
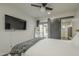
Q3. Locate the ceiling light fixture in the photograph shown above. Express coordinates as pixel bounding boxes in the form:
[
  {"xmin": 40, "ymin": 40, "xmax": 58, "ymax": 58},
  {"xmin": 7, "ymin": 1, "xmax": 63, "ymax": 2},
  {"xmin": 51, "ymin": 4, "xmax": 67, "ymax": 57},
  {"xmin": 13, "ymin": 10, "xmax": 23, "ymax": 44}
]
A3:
[
  {"xmin": 48, "ymin": 11, "xmax": 51, "ymax": 14},
  {"xmin": 62, "ymin": 25, "xmax": 66, "ymax": 29},
  {"xmin": 47, "ymin": 10, "xmax": 51, "ymax": 14},
  {"xmin": 40, "ymin": 7, "xmax": 46, "ymax": 12}
]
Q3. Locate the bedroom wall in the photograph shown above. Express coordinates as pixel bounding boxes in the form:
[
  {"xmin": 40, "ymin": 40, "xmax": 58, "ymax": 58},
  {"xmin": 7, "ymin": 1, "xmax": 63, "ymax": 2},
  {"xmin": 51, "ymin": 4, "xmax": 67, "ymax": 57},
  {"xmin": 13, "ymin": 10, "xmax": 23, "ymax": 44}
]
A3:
[
  {"xmin": 51, "ymin": 11, "xmax": 79, "ymax": 39},
  {"xmin": 51, "ymin": 11, "xmax": 75, "ymax": 39},
  {"xmin": 52, "ymin": 11, "xmax": 75, "ymax": 19},
  {"xmin": 39, "ymin": 11, "xmax": 75, "ymax": 39},
  {"xmin": 72, "ymin": 8, "xmax": 79, "ymax": 37},
  {"xmin": 0, "ymin": 4, "xmax": 36, "ymax": 55}
]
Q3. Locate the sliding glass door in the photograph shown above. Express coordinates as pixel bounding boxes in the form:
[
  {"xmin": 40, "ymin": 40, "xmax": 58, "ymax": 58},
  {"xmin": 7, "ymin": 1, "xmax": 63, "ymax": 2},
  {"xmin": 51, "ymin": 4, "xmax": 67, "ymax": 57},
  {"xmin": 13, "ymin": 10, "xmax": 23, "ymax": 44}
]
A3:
[
  {"xmin": 39, "ymin": 23, "xmax": 48, "ymax": 38},
  {"xmin": 34, "ymin": 23, "xmax": 48, "ymax": 38}
]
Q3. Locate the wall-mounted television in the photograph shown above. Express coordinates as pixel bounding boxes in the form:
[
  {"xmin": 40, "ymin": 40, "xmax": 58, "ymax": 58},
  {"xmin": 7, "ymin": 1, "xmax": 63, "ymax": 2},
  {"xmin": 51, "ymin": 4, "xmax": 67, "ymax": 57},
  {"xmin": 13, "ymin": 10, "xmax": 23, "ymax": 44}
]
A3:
[{"xmin": 5, "ymin": 15, "xmax": 26, "ymax": 30}]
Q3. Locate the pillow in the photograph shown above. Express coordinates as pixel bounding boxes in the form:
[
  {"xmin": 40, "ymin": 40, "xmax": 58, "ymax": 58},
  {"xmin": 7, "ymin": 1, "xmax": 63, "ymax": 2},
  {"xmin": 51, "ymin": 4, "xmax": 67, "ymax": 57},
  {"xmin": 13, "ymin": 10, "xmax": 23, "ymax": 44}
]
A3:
[{"xmin": 72, "ymin": 32, "xmax": 79, "ymax": 47}]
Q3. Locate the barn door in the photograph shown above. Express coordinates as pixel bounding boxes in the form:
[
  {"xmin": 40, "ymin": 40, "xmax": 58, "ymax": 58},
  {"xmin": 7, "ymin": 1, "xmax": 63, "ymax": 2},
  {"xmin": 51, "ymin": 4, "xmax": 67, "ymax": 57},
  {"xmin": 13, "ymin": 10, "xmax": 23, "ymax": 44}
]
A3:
[{"xmin": 50, "ymin": 19, "xmax": 61, "ymax": 39}]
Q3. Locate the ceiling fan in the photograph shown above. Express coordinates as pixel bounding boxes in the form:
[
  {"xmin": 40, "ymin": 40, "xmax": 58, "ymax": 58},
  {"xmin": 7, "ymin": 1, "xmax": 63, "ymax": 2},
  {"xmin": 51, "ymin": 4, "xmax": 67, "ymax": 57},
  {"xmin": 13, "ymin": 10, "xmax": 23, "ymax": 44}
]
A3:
[{"xmin": 31, "ymin": 3, "xmax": 53, "ymax": 11}]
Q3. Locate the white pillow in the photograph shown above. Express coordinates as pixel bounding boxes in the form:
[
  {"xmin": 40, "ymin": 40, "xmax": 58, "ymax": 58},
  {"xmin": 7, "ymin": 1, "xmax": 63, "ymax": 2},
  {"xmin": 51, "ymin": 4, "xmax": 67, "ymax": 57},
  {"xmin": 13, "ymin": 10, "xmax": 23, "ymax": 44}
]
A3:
[{"xmin": 72, "ymin": 32, "xmax": 79, "ymax": 47}]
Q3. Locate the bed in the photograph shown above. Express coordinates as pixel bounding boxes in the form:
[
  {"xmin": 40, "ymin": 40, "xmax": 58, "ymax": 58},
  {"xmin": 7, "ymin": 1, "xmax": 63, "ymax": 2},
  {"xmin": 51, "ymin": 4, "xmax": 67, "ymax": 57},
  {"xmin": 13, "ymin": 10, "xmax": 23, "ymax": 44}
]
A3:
[
  {"xmin": 10, "ymin": 38, "xmax": 43, "ymax": 56},
  {"xmin": 24, "ymin": 33, "xmax": 79, "ymax": 56},
  {"xmin": 10, "ymin": 33, "xmax": 79, "ymax": 56}
]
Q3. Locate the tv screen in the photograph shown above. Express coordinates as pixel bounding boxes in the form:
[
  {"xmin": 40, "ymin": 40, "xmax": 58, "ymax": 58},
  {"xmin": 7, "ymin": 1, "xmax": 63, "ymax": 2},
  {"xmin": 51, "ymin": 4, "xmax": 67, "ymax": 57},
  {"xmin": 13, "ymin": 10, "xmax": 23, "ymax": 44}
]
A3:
[{"xmin": 5, "ymin": 15, "xmax": 26, "ymax": 30}]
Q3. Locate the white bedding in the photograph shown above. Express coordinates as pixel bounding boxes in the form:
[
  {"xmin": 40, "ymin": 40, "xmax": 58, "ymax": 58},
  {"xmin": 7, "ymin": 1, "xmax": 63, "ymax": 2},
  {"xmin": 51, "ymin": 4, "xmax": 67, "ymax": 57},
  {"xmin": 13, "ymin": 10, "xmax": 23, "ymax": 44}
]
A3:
[{"xmin": 24, "ymin": 38, "xmax": 79, "ymax": 56}]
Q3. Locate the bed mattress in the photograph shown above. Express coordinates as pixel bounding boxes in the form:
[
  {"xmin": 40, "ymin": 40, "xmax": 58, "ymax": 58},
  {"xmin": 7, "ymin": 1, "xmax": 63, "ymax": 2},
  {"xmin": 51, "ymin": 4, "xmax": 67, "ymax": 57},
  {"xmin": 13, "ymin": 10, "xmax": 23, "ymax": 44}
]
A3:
[{"xmin": 24, "ymin": 38, "xmax": 79, "ymax": 56}]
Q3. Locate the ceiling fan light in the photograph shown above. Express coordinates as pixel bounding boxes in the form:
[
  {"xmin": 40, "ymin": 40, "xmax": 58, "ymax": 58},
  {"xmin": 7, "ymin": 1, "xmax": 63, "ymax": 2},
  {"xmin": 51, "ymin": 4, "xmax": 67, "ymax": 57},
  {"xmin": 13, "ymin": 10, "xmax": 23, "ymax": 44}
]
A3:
[{"xmin": 40, "ymin": 7, "xmax": 45, "ymax": 12}]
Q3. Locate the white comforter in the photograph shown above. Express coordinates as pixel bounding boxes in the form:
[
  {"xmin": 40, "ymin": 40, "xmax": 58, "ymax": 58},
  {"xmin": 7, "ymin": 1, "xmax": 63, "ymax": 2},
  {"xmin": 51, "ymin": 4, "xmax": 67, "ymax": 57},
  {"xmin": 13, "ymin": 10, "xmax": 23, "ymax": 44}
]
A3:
[{"xmin": 24, "ymin": 38, "xmax": 79, "ymax": 56}]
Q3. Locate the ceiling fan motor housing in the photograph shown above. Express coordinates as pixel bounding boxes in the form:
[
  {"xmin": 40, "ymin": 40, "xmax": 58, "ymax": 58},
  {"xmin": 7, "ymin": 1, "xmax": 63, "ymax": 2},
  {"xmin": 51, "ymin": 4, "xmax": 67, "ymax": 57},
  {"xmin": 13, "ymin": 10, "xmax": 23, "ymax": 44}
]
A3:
[{"xmin": 42, "ymin": 3, "xmax": 47, "ymax": 7}]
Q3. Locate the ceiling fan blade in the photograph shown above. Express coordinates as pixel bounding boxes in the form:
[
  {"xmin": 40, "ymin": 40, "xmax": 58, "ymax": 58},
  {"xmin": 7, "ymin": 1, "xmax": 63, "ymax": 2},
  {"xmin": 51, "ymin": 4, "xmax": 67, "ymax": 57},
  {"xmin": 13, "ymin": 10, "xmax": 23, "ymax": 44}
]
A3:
[
  {"xmin": 31, "ymin": 4, "xmax": 41, "ymax": 8},
  {"xmin": 46, "ymin": 7, "xmax": 53, "ymax": 10}
]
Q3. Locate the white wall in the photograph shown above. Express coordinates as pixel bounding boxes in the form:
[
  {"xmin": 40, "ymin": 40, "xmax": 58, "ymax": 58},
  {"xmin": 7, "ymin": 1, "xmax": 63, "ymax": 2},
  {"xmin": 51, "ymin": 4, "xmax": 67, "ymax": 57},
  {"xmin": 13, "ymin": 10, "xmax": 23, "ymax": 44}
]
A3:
[
  {"xmin": 72, "ymin": 8, "xmax": 79, "ymax": 37},
  {"xmin": 39, "ymin": 11, "xmax": 75, "ymax": 22},
  {"xmin": 0, "ymin": 4, "xmax": 36, "ymax": 55},
  {"xmin": 53, "ymin": 11, "xmax": 79, "ymax": 38},
  {"xmin": 39, "ymin": 11, "xmax": 76, "ymax": 38}
]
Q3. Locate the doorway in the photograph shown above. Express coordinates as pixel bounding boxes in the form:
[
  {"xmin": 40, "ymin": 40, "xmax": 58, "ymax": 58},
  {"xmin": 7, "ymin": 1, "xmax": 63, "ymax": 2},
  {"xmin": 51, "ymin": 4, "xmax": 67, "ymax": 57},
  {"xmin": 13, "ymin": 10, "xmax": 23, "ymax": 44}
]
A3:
[{"xmin": 34, "ymin": 22, "xmax": 48, "ymax": 38}]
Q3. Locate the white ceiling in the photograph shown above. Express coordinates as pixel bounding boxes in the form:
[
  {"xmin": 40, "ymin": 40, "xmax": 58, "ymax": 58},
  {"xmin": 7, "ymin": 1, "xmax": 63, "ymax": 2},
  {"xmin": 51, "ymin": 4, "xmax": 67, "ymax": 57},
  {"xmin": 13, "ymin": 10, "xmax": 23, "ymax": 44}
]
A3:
[{"xmin": 4, "ymin": 3, "xmax": 79, "ymax": 19}]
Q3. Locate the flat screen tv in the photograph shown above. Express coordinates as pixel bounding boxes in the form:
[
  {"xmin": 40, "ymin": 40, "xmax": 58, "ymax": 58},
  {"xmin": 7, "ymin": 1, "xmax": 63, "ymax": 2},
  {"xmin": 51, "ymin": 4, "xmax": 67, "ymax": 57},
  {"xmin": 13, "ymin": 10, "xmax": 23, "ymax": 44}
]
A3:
[{"xmin": 5, "ymin": 15, "xmax": 26, "ymax": 30}]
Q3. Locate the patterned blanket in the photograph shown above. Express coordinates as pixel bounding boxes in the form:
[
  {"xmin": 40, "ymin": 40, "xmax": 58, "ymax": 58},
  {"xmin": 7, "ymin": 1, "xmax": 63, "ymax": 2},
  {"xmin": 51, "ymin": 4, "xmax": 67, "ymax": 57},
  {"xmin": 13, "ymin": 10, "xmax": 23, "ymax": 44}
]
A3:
[{"xmin": 10, "ymin": 38, "xmax": 43, "ymax": 56}]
